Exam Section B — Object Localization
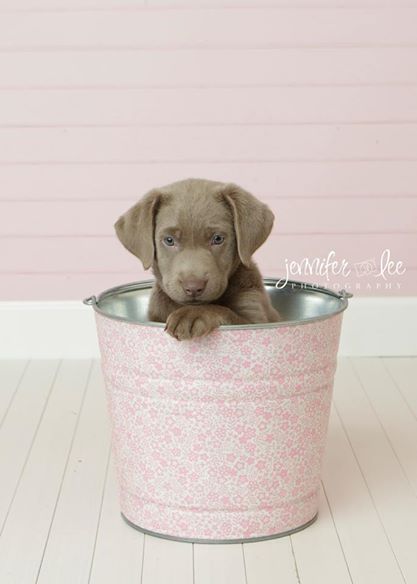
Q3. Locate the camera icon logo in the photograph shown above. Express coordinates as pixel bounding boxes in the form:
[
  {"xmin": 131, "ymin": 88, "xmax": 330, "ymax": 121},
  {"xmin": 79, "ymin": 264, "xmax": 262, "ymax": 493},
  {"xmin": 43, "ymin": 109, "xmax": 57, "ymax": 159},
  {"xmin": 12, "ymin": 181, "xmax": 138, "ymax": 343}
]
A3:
[{"xmin": 354, "ymin": 258, "xmax": 377, "ymax": 277}]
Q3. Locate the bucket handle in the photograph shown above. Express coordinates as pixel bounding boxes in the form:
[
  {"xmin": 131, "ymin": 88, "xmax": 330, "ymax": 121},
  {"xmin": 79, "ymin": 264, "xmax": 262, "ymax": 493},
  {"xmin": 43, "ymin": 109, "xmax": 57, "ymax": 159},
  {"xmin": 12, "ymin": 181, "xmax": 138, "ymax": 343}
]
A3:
[
  {"xmin": 83, "ymin": 295, "xmax": 97, "ymax": 306},
  {"xmin": 337, "ymin": 289, "xmax": 353, "ymax": 299}
]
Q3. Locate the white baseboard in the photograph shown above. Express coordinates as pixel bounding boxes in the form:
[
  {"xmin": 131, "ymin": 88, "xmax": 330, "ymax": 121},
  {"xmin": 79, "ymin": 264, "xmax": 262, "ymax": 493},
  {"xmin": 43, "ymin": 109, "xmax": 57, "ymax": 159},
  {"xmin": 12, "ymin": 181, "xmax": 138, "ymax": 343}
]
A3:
[
  {"xmin": 0, "ymin": 297, "xmax": 416, "ymax": 359},
  {"xmin": 0, "ymin": 301, "xmax": 100, "ymax": 360}
]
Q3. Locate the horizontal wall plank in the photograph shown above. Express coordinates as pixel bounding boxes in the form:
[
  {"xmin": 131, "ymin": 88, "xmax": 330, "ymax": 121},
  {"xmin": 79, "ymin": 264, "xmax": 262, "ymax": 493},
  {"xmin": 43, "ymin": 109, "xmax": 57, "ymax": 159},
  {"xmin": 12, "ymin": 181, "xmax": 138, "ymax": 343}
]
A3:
[
  {"xmin": 1, "ymin": 161, "xmax": 416, "ymax": 200},
  {"xmin": 0, "ymin": 269, "xmax": 415, "ymax": 301},
  {"xmin": 0, "ymin": 234, "xmax": 414, "ymax": 272},
  {"xmin": 0, "ymin": 273, "xmax": 144, "ymax": 301},
  {"xmin": 1, "ymin": 197, "xmax": 416, "ymax": 236},
  {"xmin": 0, "ymin": 0, "xmax": 147, "ymax": 8},
  {"xmin": 1, "ymin": 124, "xmax": 416, "ymax": 162},
  {"xmin": 1, "ymin": 0, "xmax": 416, "ymax": 10},
  {"xmin": 2, "ymin": 86, "xmax": 417, "ymax": 125},
  {"xmin": 1, "ymin": 8, "xmax": 417, "ymax": 48},
  {"xmin": 1, "ymin": 48, "xmax": 417, "ymax": 87},
  {"xmin": 150, "ymin": 0, "xmax": 417, "ymax": 6}
]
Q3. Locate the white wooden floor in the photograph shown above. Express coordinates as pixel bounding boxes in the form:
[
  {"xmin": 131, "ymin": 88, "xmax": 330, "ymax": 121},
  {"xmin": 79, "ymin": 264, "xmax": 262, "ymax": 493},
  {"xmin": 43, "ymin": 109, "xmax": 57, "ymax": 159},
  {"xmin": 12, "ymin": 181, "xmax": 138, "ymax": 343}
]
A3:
[{"xmin": 0, "ymin": 357, "xmax": 416, "ymax": 584}]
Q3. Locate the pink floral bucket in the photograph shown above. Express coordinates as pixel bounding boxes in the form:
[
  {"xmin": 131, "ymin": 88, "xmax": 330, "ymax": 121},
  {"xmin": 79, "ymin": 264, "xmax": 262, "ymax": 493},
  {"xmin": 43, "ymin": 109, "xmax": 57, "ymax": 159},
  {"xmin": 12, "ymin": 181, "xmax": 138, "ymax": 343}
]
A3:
[{"xmin": 84, "ymin": 279, "xmax": 351, "ymax": 543}]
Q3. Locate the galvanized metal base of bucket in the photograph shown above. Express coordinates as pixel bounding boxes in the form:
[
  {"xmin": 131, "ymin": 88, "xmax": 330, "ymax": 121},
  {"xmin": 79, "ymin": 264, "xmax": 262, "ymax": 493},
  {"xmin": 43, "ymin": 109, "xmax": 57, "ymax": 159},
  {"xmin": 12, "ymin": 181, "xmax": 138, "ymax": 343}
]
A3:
[
  {"xmin": 84, "ymin": 279, "xmax": 351, "ymax": 543},
  {"xmin": 121, "ymin": 511, "xmax": 319, "ymax": 544}
]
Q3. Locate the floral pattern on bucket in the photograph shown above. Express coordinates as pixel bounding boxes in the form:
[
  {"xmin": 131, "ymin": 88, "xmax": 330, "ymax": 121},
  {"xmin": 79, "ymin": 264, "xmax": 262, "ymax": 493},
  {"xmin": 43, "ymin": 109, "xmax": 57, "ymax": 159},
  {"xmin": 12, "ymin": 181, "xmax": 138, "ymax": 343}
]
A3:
[{"xmin": 95, "ymin": 312, "xmax": 343, "ymax": 541}]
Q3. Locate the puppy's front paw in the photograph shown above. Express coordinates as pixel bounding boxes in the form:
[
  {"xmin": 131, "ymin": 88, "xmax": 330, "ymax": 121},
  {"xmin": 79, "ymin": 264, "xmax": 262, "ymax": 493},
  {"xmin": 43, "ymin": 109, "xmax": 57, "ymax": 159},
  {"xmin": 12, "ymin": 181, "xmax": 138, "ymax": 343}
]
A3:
[{"xmin": 165, "ymin": 306, "xmax": 222, "ymax": 341}]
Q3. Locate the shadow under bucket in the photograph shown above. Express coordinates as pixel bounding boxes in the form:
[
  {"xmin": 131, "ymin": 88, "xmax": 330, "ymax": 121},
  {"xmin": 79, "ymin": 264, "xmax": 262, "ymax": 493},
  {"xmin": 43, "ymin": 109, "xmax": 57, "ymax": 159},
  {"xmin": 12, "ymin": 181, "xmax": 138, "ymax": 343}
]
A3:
[{"xmin": 84, "ymin": 279, "xmax": 351, "ymax": 543}]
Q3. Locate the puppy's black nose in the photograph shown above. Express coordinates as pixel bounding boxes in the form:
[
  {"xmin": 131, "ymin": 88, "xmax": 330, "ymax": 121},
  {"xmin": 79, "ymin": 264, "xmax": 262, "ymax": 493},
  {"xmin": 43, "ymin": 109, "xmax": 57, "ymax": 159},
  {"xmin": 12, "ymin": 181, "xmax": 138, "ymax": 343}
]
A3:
[{"xmin": 182, "ymin": 279, "xmax": 207, "ymax": 297}]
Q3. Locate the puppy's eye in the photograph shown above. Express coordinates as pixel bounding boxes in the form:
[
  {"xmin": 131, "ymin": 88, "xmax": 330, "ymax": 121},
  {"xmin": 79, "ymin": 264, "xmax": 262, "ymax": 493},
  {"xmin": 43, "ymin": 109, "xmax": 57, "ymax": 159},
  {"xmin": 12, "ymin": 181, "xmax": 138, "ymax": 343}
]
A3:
[
  {"xmin": 163, "ymin": 236, "xmax": 176, "ymax": 247},
  {"xmin": 211, "ymin": 234, "xmax": 224, "ymax": 246}
]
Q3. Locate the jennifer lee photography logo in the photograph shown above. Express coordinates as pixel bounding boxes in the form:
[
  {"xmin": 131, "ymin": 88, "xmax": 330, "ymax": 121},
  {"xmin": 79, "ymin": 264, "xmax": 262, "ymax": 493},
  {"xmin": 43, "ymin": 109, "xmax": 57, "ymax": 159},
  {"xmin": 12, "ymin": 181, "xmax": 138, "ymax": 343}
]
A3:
[{"xmin": 276, "ymin": 248, "xmax": 406, "ymax": 293}]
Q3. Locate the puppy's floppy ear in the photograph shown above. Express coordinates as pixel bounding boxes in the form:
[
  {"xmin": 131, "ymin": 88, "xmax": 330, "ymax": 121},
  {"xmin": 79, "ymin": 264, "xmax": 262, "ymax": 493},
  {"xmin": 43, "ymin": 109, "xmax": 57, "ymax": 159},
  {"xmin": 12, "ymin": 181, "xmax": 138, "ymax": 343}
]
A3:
[
  {"xmin": 114, "ymin": 189, "xmax": 161, "ymax": 270},
  {"xmin": 221, "ymin": 183, "xmax": 275, "ymax": 267}
]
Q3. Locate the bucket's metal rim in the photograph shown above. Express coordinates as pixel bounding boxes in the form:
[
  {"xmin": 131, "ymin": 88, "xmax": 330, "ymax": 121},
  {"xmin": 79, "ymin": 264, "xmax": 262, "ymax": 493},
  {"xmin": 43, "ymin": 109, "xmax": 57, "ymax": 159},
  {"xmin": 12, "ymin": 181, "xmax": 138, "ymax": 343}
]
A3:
[
  {"xmin": 121, "ymin": 511, "xmax": 318, "ymax": 544},
  {"xmin": 83, "ymin": 278, "xmax": 352, "ymax": 330}
]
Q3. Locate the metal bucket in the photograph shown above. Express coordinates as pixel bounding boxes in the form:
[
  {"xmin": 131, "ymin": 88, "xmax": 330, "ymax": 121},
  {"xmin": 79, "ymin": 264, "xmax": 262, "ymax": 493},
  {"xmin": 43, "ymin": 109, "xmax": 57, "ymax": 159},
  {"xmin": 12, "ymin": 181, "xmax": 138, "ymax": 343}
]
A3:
[{"xmin": 84, "ymin": 279, "xmax": 351, "ymax": 543}]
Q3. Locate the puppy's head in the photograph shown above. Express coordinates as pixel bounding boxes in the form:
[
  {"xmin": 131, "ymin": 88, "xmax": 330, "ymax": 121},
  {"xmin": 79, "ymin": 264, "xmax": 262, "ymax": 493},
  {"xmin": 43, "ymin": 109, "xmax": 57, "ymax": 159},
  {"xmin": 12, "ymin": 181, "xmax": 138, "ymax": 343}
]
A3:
[{"xmin": 115, "ymin": 178, "xmax": 274, "ymax": 305}]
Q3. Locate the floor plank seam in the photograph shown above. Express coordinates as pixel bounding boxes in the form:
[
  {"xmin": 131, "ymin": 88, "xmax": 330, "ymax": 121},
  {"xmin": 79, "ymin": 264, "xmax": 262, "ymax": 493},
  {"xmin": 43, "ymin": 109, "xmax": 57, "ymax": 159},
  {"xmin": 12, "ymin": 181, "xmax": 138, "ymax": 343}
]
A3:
[
  {"xmin": 241, "ymin": 542, "xmax": 248, "ymax": 584},
  {"xmin": 34, "ymin": 359, "xmax": 93, "ymax": 584},
  {"xmin": 289, "ymin": 536, "xmax": 302, "ymax": 584},
  {"xmin": 140, "ymin": 534, "xmax": 146, "ymax": 584},
  {"xmin": 0, "ymin": 359, "xmax": 29, "ymax": 430},
  {"xmin": 381, "ymin": 358, "xmax": 417, "ymax": 423},
  {"xmin": 333, "ymin": 377, "xmax": 408, "ymax": 584},
  {"xmin": 321, "ymin": 480, "xmax": 354, "ymax": 584},
  {"xmin": 350, "ymin": 357, "xmax": 417, "ymax": 497},
  {"xmin": 88, "ymin": 442, "xmax": 112, "ymax": 583},
  {"xmin": 0, "ymin": 359, "xmax": 62, "ymax": 538}
]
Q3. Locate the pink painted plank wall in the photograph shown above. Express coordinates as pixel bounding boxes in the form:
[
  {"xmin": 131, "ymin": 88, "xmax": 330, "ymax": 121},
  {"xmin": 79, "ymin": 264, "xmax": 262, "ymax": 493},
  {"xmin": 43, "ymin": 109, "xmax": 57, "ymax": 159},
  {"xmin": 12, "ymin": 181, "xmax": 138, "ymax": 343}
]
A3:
[
  {"xmin": 2, "ymin": 87, "xmax": 417, "ymax": 125},
  {"xmin": 3, "ymin": 8, "xmax": 417, "ymax": 47},
  {"xmin": 0, "ymin": 2, "xmax": 416, "ymax": 300},
  {"xmin": 2, "ymin": 234, "xmax": 416, "ymax": 273},
  {"xmin": 2, "ymin": 199, "xmax": 417, "ymax": 236},
  {"xmin": 2, "ymin": 49, "xmax": 417, "ymax": 86},
  {"xmin": 3, "ymin": 126, "xmax": 417, "ymax": 162}
]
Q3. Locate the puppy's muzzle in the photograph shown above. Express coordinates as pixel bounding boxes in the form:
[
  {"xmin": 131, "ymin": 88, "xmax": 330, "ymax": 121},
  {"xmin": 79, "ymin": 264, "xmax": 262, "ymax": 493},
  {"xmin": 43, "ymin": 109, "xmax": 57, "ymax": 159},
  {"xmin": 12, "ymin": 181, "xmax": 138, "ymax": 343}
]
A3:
[{"xmin": 181, "ymin": 278, "xmax": 207, "ymax": 299}]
